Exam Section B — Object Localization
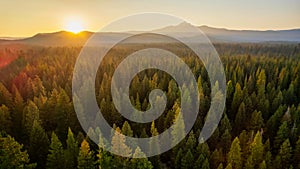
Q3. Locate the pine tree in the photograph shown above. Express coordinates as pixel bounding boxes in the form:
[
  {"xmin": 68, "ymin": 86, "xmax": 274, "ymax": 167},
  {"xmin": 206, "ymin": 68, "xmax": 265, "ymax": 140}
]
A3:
[
  {"xmin": 174, "ymin": 148, "xmax": 183, "ymax": 169},
  {"xmin": 217, "ymin": 163, "xmax": 224, "ymax": 169},
  {"xmin": 258, "ymin": 161, "xmax": 267, "ymax": 169},
  {"xmin": 276, "ymin": 139, "xmax": 292, "ymax": 169},
  {"xmin": 65, "ymin": 128, "xmax": 79, "ymax": 169},
  {"xmin": 227, "ymin": 137, "xmax": 242, "ymax": 169},
  {"xmin": 244, "ymin": 155, "xmax": 254, "ymax": 169},
  {"xmin": 220, "ymin": 113, "xmax": 232, "ymax": 134},
  {"xmin": 202, "ymin": 158, "xmax": 210, "ymax": 169},
  {"xmin": 122, "ymin": 121, "xmax": 135, "ymax": 149},
  {"xmin": 47, "ymin": 132, "xmax": 64, "ymax": 169},
  {"xmin": 294, "ymin": 137, "xmax": 300, "ymax": 169},
  {"xmin": 149, "ymin": 121, "xmax": 161, "ymax": 169},
  {"xmin": 131, "ymin": 147, "xmax": 153, "ymax": 169},
  {"xmin": 185, "ymin": 130, "xmax": 196, "ymax": 152},
  {"xmin": 78, "ymin": 139, "xmax": 95, "ymax": 169},
  {"xmin": 0, "ymin": 134, "xmax": 36, "ymax": 169},
  {"xmin": 196, "ymin": 142, "xmax": 211, "ymax": 158},
  {"xmin": 0, "ymin": 105, "xmax": 12, "ymax": 134},
  {"xmin": 225, "ymin": 163, "xmax": 232, "ymax": 169},
  {"xmin": 231, "ymin": 83, "xmax": 243, "ymax": 118},
  {"xmin": 194, "ymin": 154, "xmax": 205, "ymax": 169},
  {"xmin": 248, "ymin": 110, "xmax": 264, "ymax": 131},
  {"xmin": 111, "ymin": 127, "xmax": 132, "ymax": 157},
  {"xmin": 274, "ymin": 121, "xmax": 289, "ymax": 150},
  {"xmin": 97, "ymin": 146, "xmax": 113, "ymax": 169},
  {"xmin": 210, "ymin": 149, "xmax": 223, "ymax": 169},
  {"xmin": 29, "ymin": 120, "xmax": 49, "ymax": 169},
  {"xmin": 22, "ymin": 100, "xmax": 40, "ymax": 144},
  {"xmin": 234, "ymin": 102, "xmax": 246, "ymax": 134},
  {"xmin": 221, "ymin": 129, "xmax": 232, "ymax": 153},
  {"xmin": 171, "ymin": 104, "xmax": 186, "ymax": 147},
  {"xmin": 181, "ymin": 150, "xmax": 194, "ymax": 169},
  {"xmin": 249, "ymin": 131, "xmax": 264, "ymax": 167}
]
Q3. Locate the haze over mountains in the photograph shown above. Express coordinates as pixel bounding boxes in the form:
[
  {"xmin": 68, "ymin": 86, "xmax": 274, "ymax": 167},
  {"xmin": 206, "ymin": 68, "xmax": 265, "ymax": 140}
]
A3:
[{"xmin": 0, "ymin": 22, "xmax": 300, "ymax": 47}]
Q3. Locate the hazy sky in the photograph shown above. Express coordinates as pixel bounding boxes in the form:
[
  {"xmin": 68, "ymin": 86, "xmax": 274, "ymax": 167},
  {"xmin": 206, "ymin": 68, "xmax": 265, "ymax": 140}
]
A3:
[{"xmin": 1, "ymin": 0, "xmax": 300, "ymax": 37}]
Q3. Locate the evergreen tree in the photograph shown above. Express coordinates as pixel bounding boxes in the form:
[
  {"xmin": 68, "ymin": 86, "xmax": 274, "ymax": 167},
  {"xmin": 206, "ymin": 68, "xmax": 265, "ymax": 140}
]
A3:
[
  {"xmin": 97, "ymin": 146, "xmax": 113, "ymax": 169},
  {"xmin": 274, "ymin": 121, "xmax": 289, "ymax": 150},
  {"xmin": 231, "ymin": 83, "xmax": 243, "ymax": 118},
  {"xmin": 65, "ymin": 128, "xmax": 79, "ymax": 169},
  {"xmin": 210, "ymin": 149, "xmax": 223, "ymax": 169},
  {"xmin": 294, "ymin": 137, "xmax": 300, "ymax": 169},
  {"xmin": 111, "ymin": 127, "xmax": 132, "ymax": 157},
  {"xmin": 0, "ymin": 134, "xmax": 36, "ymax": 169},
  {"xmin": 228, "ymin": 137, "xmax": 242, "ymax": 169},
  {"xmin": 248, "ymin": 110, "xmax": 264, "ymax": 131},
  {"xmin": 217, "ymin": 163, "xmax": 224, "ymax": 169},
  {"xmin": 234, "ymin": 102, "xmax": 246, "ymax": 134},
  {"xmin": 221, "ymin": 129, "xmax": 232, "ymax": 153},
  {"xmin": 29, "ymin": 120, "xmax": 49, "ymax": 169},
  {"xmin": 258, "ymin": 161, "xmax": 267, "ymax": 169},
  {"xmin": 171, "ymin": 104, "xmax": 185, "ymax": 147},
  {"xmin": 0, "ymin": 105, "xmax": 12, "ymax": 134},
  {"xmin": 225, "ymin": 163, "xmax": 232, "ymax": 169},
  {"xmin": 202, "ymin": 158, "xmax": 210, "ymax": 169},
  {"xmin": 185, "ymin": 130, "xmax": 196, "ymax": 152},
  {"xmin": 47, "ymin": 132, "xmax": 64, "ymax": 169},
  {"xmin": 181, "ymin": 150, "xmax": 194, "ymax": 169},
  {"xmin": 131, "ymin": 147, "xmax": 153, "ymax": 169},
  {"xmin": 174, "ymin": 148, "xmax": 183, "ymax": 169},
  {"xmin": 275, "ymin": 139, "xmax": 292, "ymax": 169},
  {"xmin": 249, "ymin": 131, "xmax": 264, "ymax": 167},
  {"xmin": 78, "ymin": 139, "xmax": 95, "ymax": 169},
  {"xmin": 244, "ymin": 155, "xmax": 254, "ymax": 169}
]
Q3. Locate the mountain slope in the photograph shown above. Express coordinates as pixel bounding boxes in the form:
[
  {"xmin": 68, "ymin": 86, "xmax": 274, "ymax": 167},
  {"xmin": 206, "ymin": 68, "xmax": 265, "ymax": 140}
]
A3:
[{"xmin": 0, "ymin": 24, "xmax": 299, "ymax": 47}]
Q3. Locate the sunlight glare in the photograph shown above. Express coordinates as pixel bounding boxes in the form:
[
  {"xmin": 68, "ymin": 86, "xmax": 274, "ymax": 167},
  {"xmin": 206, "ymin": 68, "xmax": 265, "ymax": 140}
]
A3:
[{"xmin": 65, "ymin": 19, "xmax": 84, "ymax": 34}]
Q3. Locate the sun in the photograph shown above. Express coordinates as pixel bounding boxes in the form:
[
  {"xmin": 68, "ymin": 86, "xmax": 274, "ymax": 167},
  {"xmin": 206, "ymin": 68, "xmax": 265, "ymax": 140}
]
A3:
[{"xmin": 65, "ymin": 20, "xmax": 84, "ymax": 34}]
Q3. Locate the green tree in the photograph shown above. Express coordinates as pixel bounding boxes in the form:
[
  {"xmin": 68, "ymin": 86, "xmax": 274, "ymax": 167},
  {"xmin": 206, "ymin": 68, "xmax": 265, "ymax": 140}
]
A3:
[
  {"xmin": 78, "ymin": 139, "xmax": 95, "ymax": 169},
  {"xmin": 234, "ymin": 102, "xmax": 246, "ymax": 134},
  {"xmin": 171, "ymin": 104, "xmax": 185, "ymax": 147},
  {"xmin": 131, "ymin": 147, "xmax": 153, "ymax": 169},
  {"xmin": 274, "ymin": 139, "xmax": 292, "ymax": 169},
  {"xmin": 227, "ymin": 137, "xmax": 242, "ymax": 169},
  {"xmin": 231, "ymin": 83, "xmax": 243, "ymax": 118},
  {"xmin": 65, "ymin": 128, "xmax": 79, "ymax": 169},
  {"xmin": 22, "ymin": 101, "xmax": 40, "ymax": 144},
  {"xmin": 217, "ymin": 163, "xmax": 224, "ymax": 169},
  {"xmin": 47, "ymin": 132, "xmax": 64, "ymax": 169},
  {"xmin": 112, "ymin": 126, "xmax": 132, "ymax": 154},
  {"xmin": 0, "ymin": 105, "xmax": 12, "ymax": 134},
  {"xmin": 274, "ymin": 121, "xmax": 289, "ymax": 150},
  {"xmin": 29, "ymin": 120, "xmax": 49, "ymax": 169},
  {"xmin": 248, "ymin": 110, "xmax": 264, "ymax": 131},
  {"xmin": 221, "ymin": 129, "xmax": 232, "ymax": 153},
  {"xmin": 202, "ymin": 158, "xmax": 210, "ymax": 169},
  {"xmin": 225, "ymin": 163, "xmax": 232, "ymax": 169},
  {"xmin": 97, "ymin": 146, "xmax": 113, "ymax": 169},
  {"xmin": 210, "ymin": 149, "xmax": 223, "ymax": 169},
  {"xmin": 181, "ymin": 150, "xmax": 194, "ymax": 169},
  {"xmin": 249, "ymin": 132, "xmax": 264, "ymax": 167},
  {"xmin": 0, "ymin": 134, "xmax": 36, "ymax": 169},
  {"xmin": 174, "ymin": 148, "xmax": 183, "ymax": 169},
  {"xmin": 294, "ymin": 137, "xmax": 300, "ymax": 169},
  {"xmin": 258, "ymin": 161, "xmax": 267, "ymax": 169}
]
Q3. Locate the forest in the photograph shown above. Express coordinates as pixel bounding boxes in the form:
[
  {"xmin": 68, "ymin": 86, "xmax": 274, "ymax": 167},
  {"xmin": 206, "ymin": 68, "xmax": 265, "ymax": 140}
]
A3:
[{"xmin": 0, "ymin": 43, "xmax": 300, "ymax": 169}]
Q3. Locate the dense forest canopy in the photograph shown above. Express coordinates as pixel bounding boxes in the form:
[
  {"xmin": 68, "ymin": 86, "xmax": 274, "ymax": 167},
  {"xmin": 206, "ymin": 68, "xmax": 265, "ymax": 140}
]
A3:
[{"xmin": 0, "ymin": 43, "xmax": 300, "ymax": 169}]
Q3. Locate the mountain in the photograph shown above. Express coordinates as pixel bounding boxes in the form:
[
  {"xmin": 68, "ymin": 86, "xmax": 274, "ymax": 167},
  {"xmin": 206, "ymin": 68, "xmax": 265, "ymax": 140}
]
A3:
[
  {"xmin": 198, "ymin": 25, "xmax": 300, "ymax": 42},
  {"xmin": 0, "ymin": 23, "xmax": 299, "ymax": 47}
]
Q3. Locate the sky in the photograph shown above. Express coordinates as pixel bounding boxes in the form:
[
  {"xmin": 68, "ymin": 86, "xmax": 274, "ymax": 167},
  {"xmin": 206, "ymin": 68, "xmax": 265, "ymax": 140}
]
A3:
[{"xmin": 1, "ymin": 0, "xmax": 300, "ymax": 37}]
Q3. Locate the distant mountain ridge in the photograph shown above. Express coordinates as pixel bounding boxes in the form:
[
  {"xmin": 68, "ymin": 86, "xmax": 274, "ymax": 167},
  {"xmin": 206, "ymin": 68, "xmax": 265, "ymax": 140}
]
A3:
[{"xmin": 0, "ymin": 23, "xmax": 299, "ymax": 46}]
